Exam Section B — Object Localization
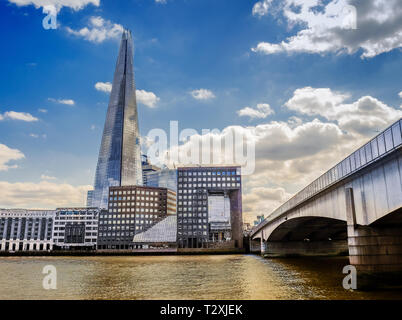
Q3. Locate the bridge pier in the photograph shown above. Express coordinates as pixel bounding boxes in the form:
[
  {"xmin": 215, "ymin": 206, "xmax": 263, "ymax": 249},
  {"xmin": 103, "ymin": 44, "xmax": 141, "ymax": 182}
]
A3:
[
  {"xmin": 249, "ymin": 239, "xmax": 261, "ymax": 253},
  {"xmin": 261, "ymin": 239, "xmax": 268, "ymax": 255},
  {"xmin": 346, "ymin": 188, "xmax": 402, "ymax": 288}
]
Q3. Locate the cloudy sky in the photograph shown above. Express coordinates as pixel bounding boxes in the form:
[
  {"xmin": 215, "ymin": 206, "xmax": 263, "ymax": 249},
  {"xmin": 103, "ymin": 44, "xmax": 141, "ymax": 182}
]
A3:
[{"xmin": 0, "ymin": 0, "xmax": 401, "ymax": 223}]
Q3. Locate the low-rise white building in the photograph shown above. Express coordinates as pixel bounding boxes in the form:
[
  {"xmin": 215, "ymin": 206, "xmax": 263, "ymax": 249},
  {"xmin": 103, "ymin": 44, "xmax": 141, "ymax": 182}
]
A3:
[{"xmin": 53, "ymin": 208, "xmax": 100, "ymax": 250}]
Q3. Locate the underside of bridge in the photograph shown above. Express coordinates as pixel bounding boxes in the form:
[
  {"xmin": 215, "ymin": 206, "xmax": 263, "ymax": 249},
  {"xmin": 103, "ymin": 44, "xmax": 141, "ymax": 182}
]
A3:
[{"xmin": 260, "ymin": 217, "xmax": 349, "ymax": 257}]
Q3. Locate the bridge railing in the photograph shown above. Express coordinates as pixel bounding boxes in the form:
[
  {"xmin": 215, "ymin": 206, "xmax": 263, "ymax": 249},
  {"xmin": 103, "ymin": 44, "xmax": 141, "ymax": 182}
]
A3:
[{"xmin": 254, "ymin": 119, "xmax": 402, "ymax": 234}]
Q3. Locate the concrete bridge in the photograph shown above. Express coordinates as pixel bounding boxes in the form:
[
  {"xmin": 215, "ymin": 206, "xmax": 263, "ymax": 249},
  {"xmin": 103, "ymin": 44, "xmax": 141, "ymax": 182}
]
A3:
[{"xmin": 250, "ymin": 119, "xmax": 402, "ymax": 281}]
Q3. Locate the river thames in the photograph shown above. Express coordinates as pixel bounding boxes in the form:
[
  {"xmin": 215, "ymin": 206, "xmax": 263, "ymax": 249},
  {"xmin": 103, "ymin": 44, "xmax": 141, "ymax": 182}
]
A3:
[{"xmin": 1, "ymin": 254, "xmax": 402, "ymax": 300}]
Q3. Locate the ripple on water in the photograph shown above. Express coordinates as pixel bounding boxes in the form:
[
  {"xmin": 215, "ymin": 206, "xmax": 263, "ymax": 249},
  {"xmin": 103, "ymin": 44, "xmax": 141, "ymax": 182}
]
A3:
[{"xmin": 1, "ymin": 255, "xmax": 402, "ymax": 300}]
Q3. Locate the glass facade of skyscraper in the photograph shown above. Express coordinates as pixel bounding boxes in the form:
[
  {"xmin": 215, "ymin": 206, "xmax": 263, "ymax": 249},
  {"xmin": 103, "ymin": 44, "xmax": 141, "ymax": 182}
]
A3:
[{"xmin": 91, "ymin": 30, "xmax": 143, "ymax": 209}]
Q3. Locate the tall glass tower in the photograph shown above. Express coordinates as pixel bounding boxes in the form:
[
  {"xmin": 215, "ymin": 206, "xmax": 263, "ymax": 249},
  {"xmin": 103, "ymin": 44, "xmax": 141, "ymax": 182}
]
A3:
[{"xmin": 91, "ymin": 29, "xmax": 143, "ymax": 209}]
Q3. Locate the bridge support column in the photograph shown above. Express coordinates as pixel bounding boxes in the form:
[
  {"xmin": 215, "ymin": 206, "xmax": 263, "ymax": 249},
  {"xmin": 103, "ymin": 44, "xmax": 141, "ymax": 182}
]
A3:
[
  {"xmin": 346, "ymin": 188, "xmax": 402, "ymax": 288},
  {"xmin": 260, "ymin": 238, "xmax": 268, "ymax": 255}
]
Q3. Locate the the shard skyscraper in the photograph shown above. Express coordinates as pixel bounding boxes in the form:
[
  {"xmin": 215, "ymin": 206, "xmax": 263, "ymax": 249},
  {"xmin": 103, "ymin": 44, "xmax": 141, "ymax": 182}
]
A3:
[{"xmin": 91, "ymin": 29, "xmax": 143, "ymax": 209}]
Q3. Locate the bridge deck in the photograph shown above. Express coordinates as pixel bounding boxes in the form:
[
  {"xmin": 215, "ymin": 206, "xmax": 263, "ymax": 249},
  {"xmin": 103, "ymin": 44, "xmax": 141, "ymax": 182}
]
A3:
[{"xmin": 252, "ymin": 119, "xmax": 402, "ymax": 237}]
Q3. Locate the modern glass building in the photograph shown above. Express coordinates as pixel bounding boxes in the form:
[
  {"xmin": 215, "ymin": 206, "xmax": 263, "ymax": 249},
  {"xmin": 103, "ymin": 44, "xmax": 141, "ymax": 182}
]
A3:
[
  {"xmin": 91, "ymin": 29, "xmax": 143, "ymax": 209},
  {"xmin": 145, "ymin": 168, "xmax": 178, "ymax": 192},
  {"xmin": 142, "ymin": 155, "xmax": 160, "ymax": 187}
]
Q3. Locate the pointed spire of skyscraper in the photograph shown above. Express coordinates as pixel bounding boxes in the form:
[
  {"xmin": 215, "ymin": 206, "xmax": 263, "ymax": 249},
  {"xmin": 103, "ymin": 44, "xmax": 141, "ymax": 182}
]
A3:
[{"xmin": 91, "ymin": 29, "xmax": 143, "ymax": 209}]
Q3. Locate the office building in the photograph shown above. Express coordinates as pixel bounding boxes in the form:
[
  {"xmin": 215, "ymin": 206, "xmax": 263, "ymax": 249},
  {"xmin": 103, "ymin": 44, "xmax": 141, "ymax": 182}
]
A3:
[
  {"xmin": 0, "ymin": 209, "xmax": 55, "ymax": 252},
  {"xmin": 97, "ymin": 186, "xmax": 177, "ymax": 250},
  {"xmin": 52, "ymin": 208, "xmax": 100, "ymax": 250},
  {"xmin": 177, "ymin": 166, "xmax": 243, "ymax": 249},
  {"xmin": 91, "ymin": 29, "xmax": 143, "ymax": 209}
]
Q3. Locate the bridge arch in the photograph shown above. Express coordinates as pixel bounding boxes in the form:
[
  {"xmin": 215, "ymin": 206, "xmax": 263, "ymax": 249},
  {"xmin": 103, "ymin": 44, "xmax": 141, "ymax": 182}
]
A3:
[{"xmin": 267, "ymin": 216, "xmax": 347, "ymax": 242}]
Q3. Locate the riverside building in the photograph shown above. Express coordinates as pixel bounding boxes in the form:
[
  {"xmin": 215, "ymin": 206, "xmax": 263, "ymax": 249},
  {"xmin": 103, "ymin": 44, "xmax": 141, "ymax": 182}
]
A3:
[
  {"xmin": 177, "ymin": 166, "xmax": 243, "ymax": 249},
  {"xmin": 52, "ymin": 208, "xmax": 100, "ymax": 250},
  {"xmin": 0, "ymin": 209, "xmax": 55, "ymax": 252},
  {"xmin": 97, "ymin": 186, "xmax": 176, "ymax": 250}
]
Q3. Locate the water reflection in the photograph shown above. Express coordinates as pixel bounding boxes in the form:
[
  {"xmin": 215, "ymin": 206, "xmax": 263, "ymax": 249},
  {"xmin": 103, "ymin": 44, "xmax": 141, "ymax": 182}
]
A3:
[{"xmin": 0, "ymin": 255, "xmax": 402, "ymax": 300}]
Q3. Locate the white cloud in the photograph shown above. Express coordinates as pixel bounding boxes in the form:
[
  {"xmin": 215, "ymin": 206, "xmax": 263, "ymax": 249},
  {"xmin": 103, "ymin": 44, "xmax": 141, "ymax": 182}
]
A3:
[
  {"xmin": 150, "ymin": 118, "xmax": 354, "ymax": 223},
  {"xmin": 155, "ymin": 0, "xmax": 166, "ymax": 3},
  {"xmin": 48, "ymin": 98, "xmax": 75, "ymax": 105},
  {"xmin": 399, "ymin": 91, "xmax": 402, "ymax": 99},
  {"xmin": 243, "ymin": 186, "xmax": 292, "ymax": 219},
  {"xmin": 0, "ymin": 144, "xmax": 25, "ymax": 171},
  {"xmin": 237, "ymin": 103, "xmax": 274, "ymax": 119},
  {"xmin": 0, "ymin": 111, "xmax": 38, "ymax": 122},
  {"xmin": 252, "ymin": 0, "xmax": 272, "ymax": 17},
  {"xmin": 40, "ymin": 174, "xmax": 56, "ymax": 180},
  {"xmin": 190, "ymin": 89, "xmax": 216, "ymax": 100},
  {"xmin": 252, "ymin": 0, "xmax": 402, "ymax": 58},
  {"xmin": 146, "ymin": 88, "xmax": 401, "ymax": 223},
  {"xmin": 95, "ymin": 82, "xmax": 112, "ymax": 93},
  {"xmin": 95, "ymin": 82, "xmax": 160, "ymax": 108},
  {"xmin": 30, "ymin": 133, "xmax": 39, "ymax": 138},
  {"xmin": 0, "ymin": 180, "xmax": 91, "ymax": 209},
  {"xmin": 8, "ymin": 0, "xmax": 99, "ymax": 12},
  {"xmin": 66, "ymin": 16, "xmax": 123, "ymax": 43},
  {"xmin": 136, "ymin": 89, "xmax": 160, "ymax": 108},
  {"xmin": 38, "ymin": 108, "xmax": 48, "ymax": 113},
  {"xmin": 285, "ymin": 87, "xmax": 402, "ymax": 136}
]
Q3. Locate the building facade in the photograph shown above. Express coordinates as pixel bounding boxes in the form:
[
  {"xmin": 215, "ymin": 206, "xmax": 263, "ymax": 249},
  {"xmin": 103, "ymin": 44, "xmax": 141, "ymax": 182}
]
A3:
[
  {"xmin": 91, "ymin": 29, "xmax": 143, "ymax": 209},
  {"xmin": 145, "ymin": 168, "xmax": 178, "ymax": 193},
  {"xmin": 97, "ymin": 186, "xmax": 177, "ymax": 250},
  {"xmin": 52, "ymin": 208, "xmax": 100, "ymax": 250},
  {"xmin": 177, "ymin": 166, "xmax": 243, "ymax": 249},
  {"xmin": 132, "ymin": 215, "xmax": 177, "ymax": 250},
  {"xmin": 0, "ymin": 209, "xmax": 55, "ymax": 252},
  {"xmin": 142, "ymin": 155, "xmax": 160, "ymax": 187}
]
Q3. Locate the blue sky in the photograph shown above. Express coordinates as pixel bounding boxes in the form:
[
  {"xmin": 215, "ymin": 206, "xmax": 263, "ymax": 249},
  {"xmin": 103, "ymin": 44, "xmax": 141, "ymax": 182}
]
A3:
[{"xmin": 0, "ymin": 0, "xmax": 401, "ymax": 222}]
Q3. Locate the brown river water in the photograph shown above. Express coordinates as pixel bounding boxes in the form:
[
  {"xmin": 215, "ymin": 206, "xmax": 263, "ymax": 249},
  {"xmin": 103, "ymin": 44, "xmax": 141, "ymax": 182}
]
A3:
[{"xmin": 0, "ymin": 254, "xmax": 402, "ymax": 300}]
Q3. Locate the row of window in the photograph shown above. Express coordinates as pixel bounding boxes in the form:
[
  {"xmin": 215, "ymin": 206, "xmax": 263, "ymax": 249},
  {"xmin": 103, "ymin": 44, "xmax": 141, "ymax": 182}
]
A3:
[
  {"xmin": 109, "ymin": 196, "xmax": 161, "ymax": 202},
  {"xmin": 55, "ymin": 216, "xmax": 96, "ymax": 220},
  {"xmin": 178, "ymin": 231, "xmax": 208, "ymax": 236},
  {"xmin": 101, "ymin": 214, "xmax": 158, "ymax": 219},
  {"xmin": 179, "ymin": 177, "xmax": 240, "ymax": 182},
  {"xmin": 57, "ymin": 212, "xmax": 97, "ymax": 216},
  {"xmin": 109, "ymin": 202, "xmax": 160, "ymax": 207},
  {"xmin": 53, "ymin": 232, "xmax": 97, "ymax": 237},
  {"xmin": 178, "ymin": 213, "xmax": 208, "ymax": 218},
  {"xmin": 99, "ymin": 231, "xmax": 139, "ymax": 237},
  {"xmin": 109, "ymin": 208, "xmax": 162, "ymax": 213},
  {"xmin": 178, "ymin": 183, "xmax": 241, "ymax": 191},
  {"xmin": 54, "ymin": 239, "xmax": 97, "ymax": 243},
  {"xmin": 178, "ymin": 201, "xmax": 207, "ymax": 206},
  {"xmin": 178, "ymin": 219, "xmax": 208, "ymax": 224},
  {"xmin": 100, "ymin": 219, "xmax": 156, "ymax": 225},
  {"xmin": 179, "ymin": 170, "xmax": 240, "ymax": 176},
  {"xmin": 109, "ymin": 190, "xmax": 162, "ymax": 196},
  {"xmin": 178, "ymin": 207, "xmax": 207, "ymax": 212},
  {"xmin": 178, "ymin": 225, "xmax": 208, "ymax": 230}
]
